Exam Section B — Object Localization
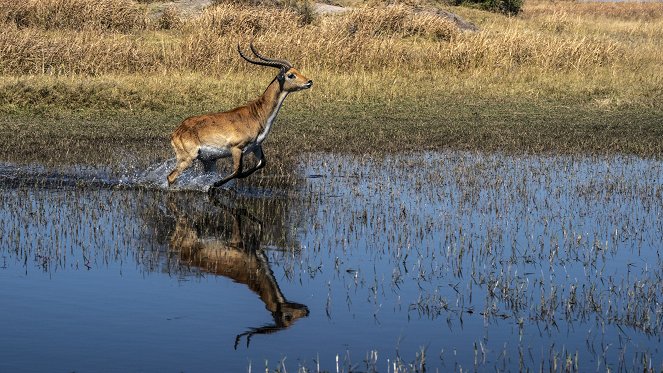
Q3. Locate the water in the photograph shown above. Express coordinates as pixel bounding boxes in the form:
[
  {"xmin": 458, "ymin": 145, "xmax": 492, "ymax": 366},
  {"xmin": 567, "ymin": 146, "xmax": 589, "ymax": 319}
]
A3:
[{"xmin": 0, "ymin": 152, "xmax": 661, "ymax": 372}]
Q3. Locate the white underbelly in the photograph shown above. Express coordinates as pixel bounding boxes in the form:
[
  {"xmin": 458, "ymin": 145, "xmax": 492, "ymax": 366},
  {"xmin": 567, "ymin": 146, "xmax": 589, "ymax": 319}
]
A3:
[{"xmin": 198, "ymin": 146, "xmax": 231, "ymax": 161}]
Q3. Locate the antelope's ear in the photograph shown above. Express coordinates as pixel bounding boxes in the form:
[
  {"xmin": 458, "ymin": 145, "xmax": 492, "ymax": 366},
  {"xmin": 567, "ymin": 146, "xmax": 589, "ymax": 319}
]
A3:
[{"xmin": 277, "ymin": 68, "xmax": 286, "ymax": 88}]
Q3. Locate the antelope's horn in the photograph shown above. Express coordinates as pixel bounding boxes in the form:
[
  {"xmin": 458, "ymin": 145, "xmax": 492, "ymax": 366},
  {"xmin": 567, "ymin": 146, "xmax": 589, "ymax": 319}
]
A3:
[
  {"xmin": 237, "ymin": 44, "xmax": 283, "ymax": 69},
  {"xmin": 250, "ymin": 42, "xmax": 292, "ymax": 69}
]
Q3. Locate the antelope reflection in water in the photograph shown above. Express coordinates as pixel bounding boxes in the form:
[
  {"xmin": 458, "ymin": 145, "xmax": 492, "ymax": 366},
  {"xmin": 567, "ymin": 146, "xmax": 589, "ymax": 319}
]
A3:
[{"xmin": 168, "ymin": 201, "xmax": 308, "ymax": 348}]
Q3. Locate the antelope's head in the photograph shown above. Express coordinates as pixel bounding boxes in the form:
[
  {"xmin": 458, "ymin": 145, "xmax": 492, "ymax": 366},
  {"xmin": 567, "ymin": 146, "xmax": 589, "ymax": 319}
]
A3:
[
  {"xmin": 276, "ymin": 301, "xmax": 310, "ymax": 327},
  {"xmin": 238, "ymin": 43, "xmax": 313, "ymax": 93},
  {"xmin": 234, "ymin": 300, "xmax": 310, "ymax": 349}
]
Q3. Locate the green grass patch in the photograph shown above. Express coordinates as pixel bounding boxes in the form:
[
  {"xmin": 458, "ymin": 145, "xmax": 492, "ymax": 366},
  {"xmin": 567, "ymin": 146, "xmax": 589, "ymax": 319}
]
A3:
[{"xmin": 1, "ymin": 71, "xmax": 660, "ymax": 173}]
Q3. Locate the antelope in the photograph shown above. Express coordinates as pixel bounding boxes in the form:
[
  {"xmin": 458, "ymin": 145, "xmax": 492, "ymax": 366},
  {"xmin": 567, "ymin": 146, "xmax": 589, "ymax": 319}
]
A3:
[
  {"xmin": 166, "ymin": 43, "xmax": 313, "ymax": 193},
  {"xmin": 169, "ymin": 203, "xmax": 309, "ymax": 348}
]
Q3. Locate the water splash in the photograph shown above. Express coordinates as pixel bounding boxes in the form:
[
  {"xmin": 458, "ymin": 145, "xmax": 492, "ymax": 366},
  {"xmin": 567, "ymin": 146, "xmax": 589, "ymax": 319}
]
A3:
[
  {"xmin": 136, "ymin": 158, "xmax": 214, "ymax": 191},
  {"xmin": 0, "ymin": 159, "xmax": 228, "ymax": 193}
]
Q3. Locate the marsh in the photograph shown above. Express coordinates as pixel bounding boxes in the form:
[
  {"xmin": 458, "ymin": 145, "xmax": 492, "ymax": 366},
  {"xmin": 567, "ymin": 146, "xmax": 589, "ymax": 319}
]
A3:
[
  {"xmin": 0, "ymin": 152, "xmax": 661, "ymax": 371},
  {"xmin": 1, "ymin": 0, "xmax": 662, "ymax": 371}
]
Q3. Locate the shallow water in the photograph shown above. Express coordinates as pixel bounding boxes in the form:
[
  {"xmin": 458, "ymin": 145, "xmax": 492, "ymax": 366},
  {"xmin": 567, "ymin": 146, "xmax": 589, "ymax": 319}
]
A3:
[{"xmin": 0, "ymin": 152, "xmax": 662, "ymax": 372}]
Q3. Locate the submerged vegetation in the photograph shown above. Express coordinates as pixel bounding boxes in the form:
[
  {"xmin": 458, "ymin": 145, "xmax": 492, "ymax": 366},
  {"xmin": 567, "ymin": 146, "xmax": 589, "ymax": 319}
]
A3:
[
  {"xmin": 0, "ymin": 0, "xmax": 661, "ymax": 165},
  {"xmin": 1, "ymin": 153, "xmax": 661, "ymax": 371}
]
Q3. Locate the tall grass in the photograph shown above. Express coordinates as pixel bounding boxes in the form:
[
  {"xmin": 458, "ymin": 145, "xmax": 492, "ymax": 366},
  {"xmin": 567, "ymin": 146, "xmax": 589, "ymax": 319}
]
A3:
[
  {"xmin": 0, "ymin": 0, "xmax": 147, "ymax": 31},
  {"xmin": 0, "ymin": 1, "xmax": 644, "ymax": 76},
  {"xmin": 524, "ymin": 0, "xmax": 663, "ymax": 21}
]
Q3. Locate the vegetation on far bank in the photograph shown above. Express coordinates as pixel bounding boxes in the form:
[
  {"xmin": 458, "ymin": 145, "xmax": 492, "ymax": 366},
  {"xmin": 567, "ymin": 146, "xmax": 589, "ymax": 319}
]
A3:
[{"xmin": 0, "ymin": 0, "xmax": 662, "ymax": 166}]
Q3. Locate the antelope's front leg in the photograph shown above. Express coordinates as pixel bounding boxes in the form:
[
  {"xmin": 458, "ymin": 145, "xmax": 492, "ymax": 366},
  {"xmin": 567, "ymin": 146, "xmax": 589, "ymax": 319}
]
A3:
[
  {"xmin": 237, "ymin": 146, "xmax": 266, "ymax": 179},
  {"xmin": 209, "ymin": 147, "xmax": 243, "ymax": 193}
]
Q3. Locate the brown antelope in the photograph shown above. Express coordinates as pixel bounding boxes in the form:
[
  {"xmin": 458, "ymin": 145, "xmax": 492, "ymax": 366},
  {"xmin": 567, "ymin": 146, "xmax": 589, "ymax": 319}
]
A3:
[
  {"xmin": 169, "ymin": 203, "xmax": 309, "ymax": 348},
  {"xmin": 166, "ymin": 43, "xmax": 313, "ymax": 193}
]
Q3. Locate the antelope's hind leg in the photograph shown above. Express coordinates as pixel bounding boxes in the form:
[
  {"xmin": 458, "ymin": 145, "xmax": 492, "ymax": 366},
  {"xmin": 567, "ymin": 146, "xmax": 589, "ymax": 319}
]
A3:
[
  {"xmin": 200, "ymin": 158, "xmax": 217, "ymax": 173},
  {"xmin": 167, "ymin": 147, "xmax": 198, "ymax": 186}
]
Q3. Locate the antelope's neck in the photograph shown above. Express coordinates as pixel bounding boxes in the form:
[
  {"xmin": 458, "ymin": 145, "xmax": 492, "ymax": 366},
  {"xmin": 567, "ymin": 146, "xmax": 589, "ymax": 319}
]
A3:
[
  {"xmin": 253, "ymin": 250, "xmax": 286, "ymax": 313},
  {"xmin": 256, "ymin": 79, "xmax": 288, "ymax": 144}
]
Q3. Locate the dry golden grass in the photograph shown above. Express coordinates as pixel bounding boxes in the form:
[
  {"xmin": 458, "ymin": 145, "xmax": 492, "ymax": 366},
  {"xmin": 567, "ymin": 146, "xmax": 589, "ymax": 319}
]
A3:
[
  {"xmin": 0, "ymin": 1, "xmax": 644, "ymax": 74},
  {"xmin": 524, "ymin": 0, "xmax": 663, "ymax": 21},
  {"xmin": 0, "ymin": 0, "xmax": 659, "ymax": 106},
  {"xmin": 0, "ymin": 0, "xmax": 147, "ymax": 31}
]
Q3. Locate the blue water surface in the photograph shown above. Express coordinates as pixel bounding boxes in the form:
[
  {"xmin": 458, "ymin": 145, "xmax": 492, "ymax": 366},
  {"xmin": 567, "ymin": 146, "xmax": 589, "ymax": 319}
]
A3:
[{"xmin": 0, "ymin": 152, "xmax": 661, "ymax": 372}]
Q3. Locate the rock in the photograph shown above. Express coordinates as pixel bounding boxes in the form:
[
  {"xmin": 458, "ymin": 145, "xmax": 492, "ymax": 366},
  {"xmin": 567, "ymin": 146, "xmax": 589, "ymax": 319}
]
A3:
[{"xmin": 313, "ymin": 3, "xmax": 352, "ymax": 14}]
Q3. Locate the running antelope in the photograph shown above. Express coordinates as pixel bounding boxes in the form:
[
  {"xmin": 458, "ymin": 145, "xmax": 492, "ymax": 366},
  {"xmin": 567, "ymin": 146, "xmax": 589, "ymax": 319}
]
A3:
[{"xmin": 167, "ymin": 43, "xmax": 313, "ymax": 192}]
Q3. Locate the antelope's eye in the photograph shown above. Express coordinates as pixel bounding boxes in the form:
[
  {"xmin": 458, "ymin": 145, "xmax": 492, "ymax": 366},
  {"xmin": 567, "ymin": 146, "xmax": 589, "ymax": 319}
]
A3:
[{"xmin": 287, "ymin": 73, "xmax": 295, "ymax": 79}]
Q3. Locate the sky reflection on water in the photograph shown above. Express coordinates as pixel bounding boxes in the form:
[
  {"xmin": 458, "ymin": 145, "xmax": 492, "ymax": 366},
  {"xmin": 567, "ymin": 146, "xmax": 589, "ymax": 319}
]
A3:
[{"xmin": 0, "ymin": 152, "xmax": 661, "ymax": 372}]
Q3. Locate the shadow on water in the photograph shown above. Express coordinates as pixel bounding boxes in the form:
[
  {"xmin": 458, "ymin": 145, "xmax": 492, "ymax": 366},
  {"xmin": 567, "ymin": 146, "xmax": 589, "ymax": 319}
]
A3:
[{"xmin": 165, "ymin": 196, "xmax": 309, "ymax": 349}]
